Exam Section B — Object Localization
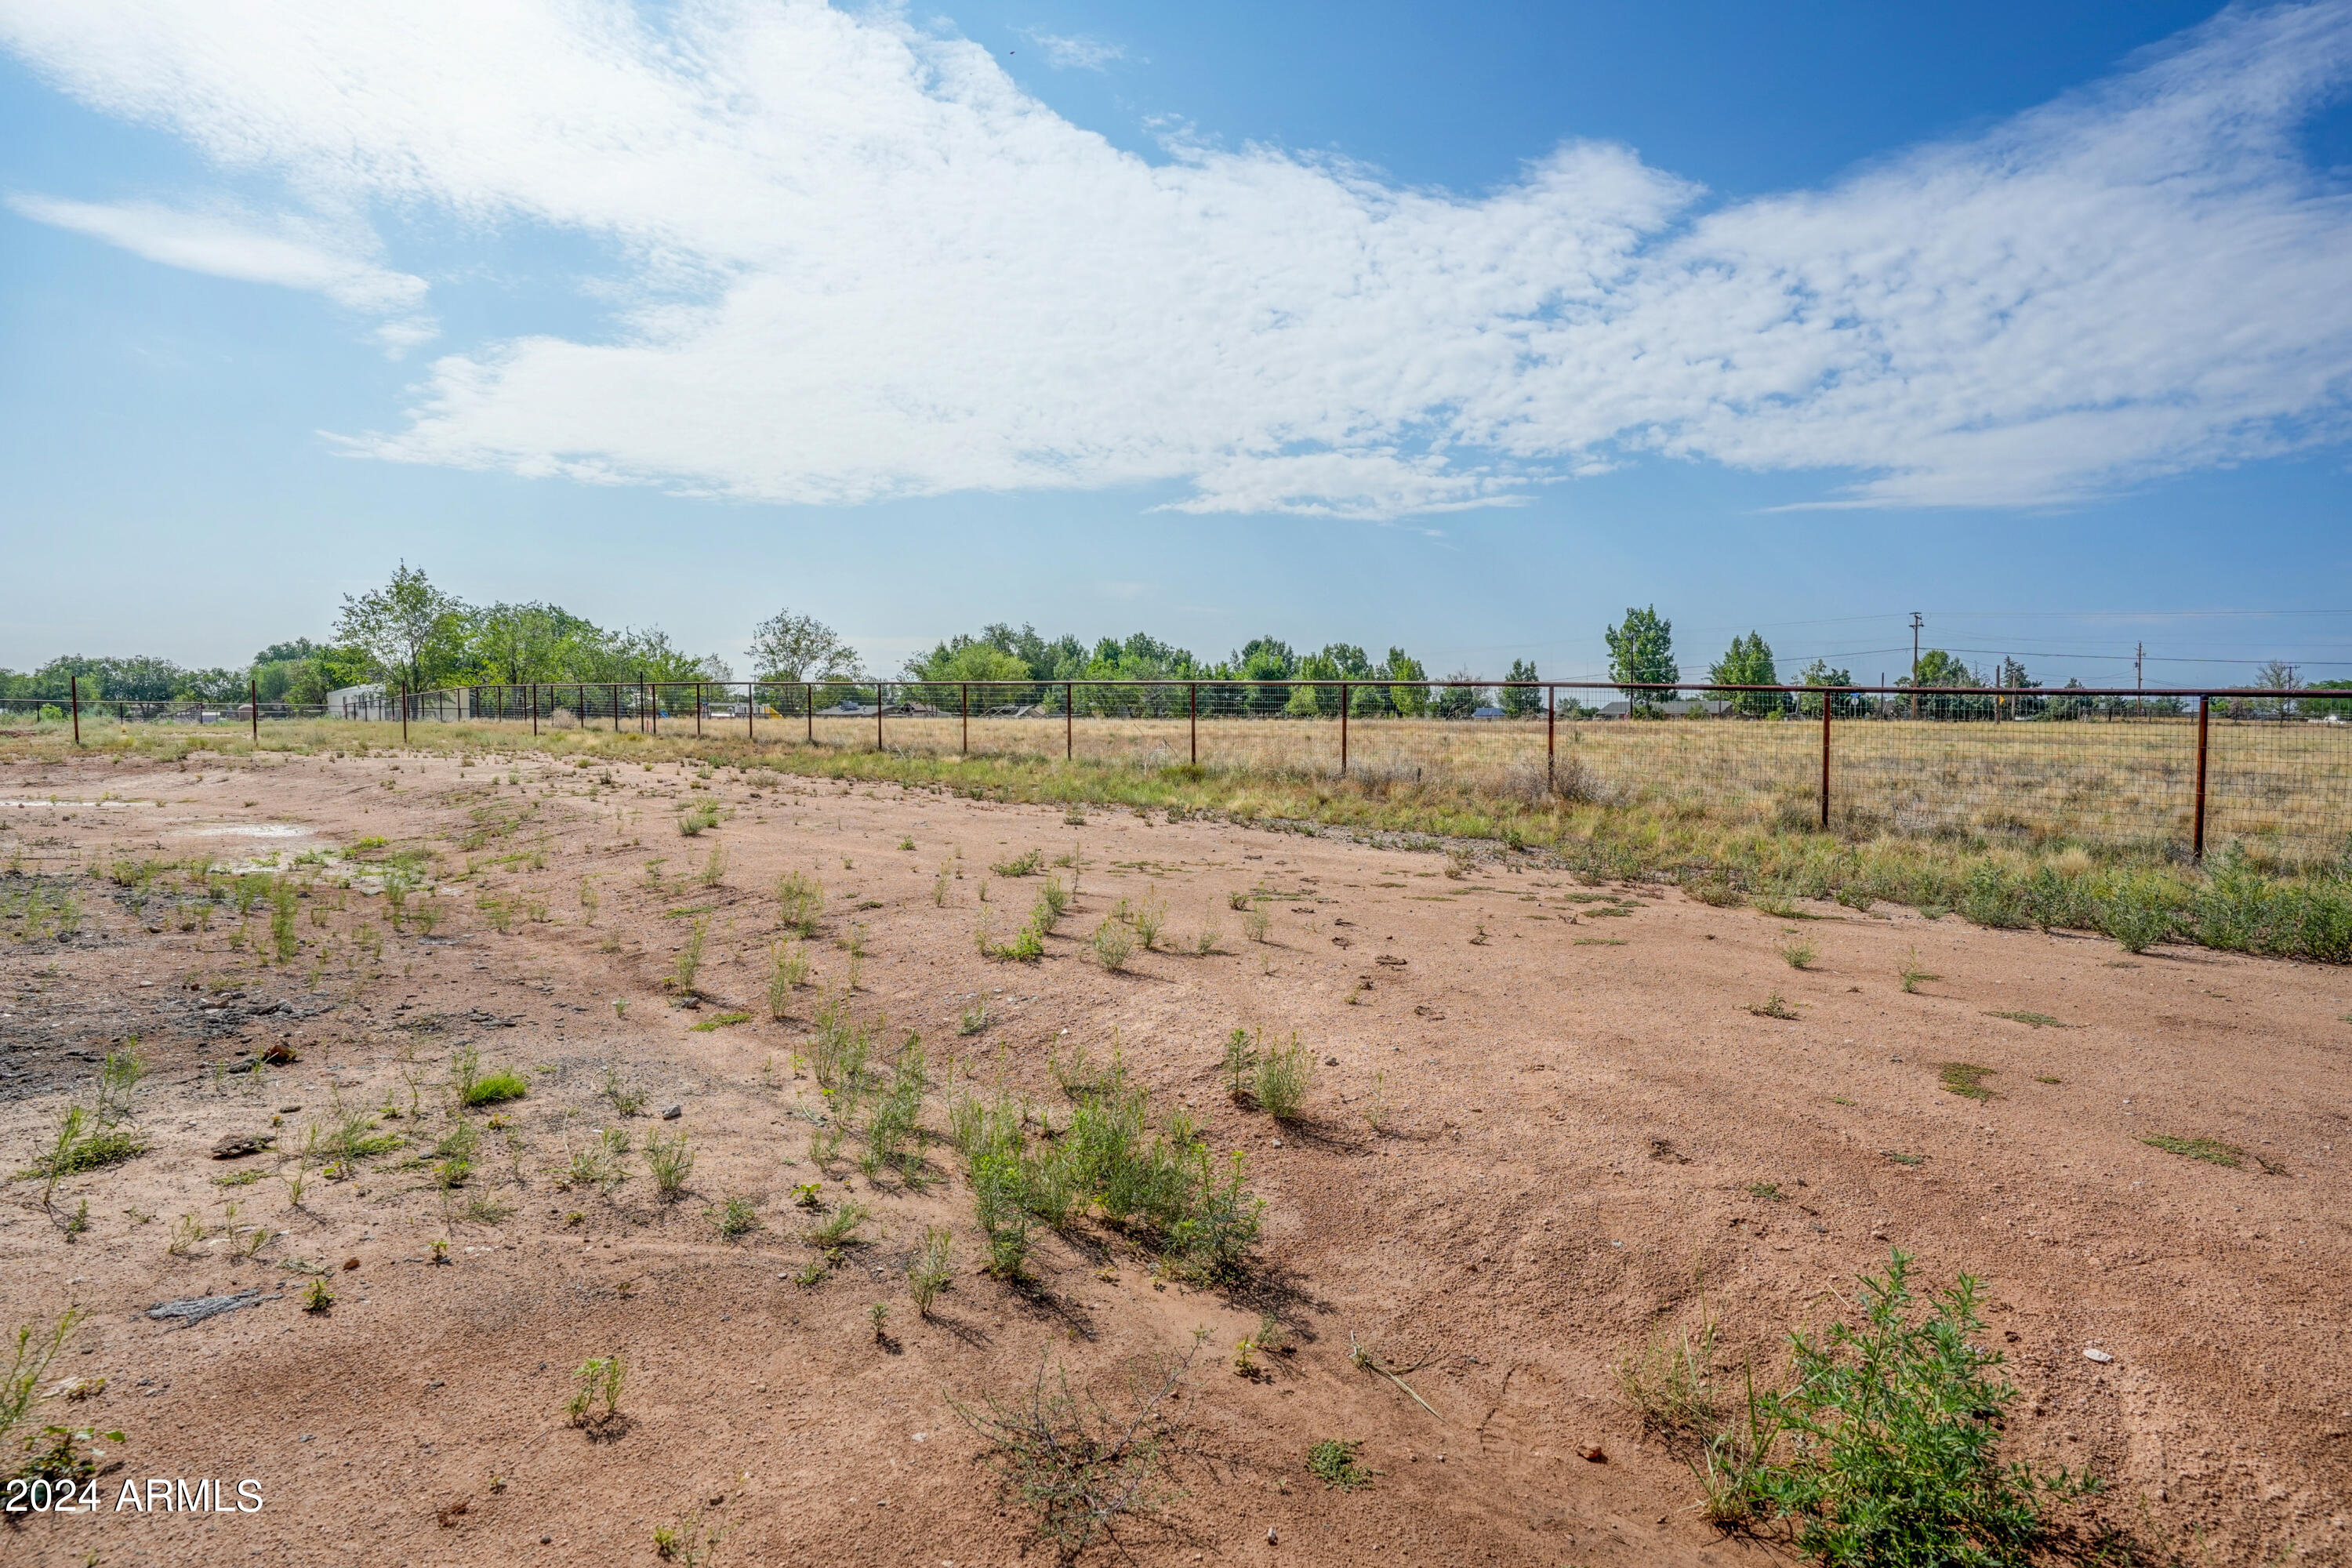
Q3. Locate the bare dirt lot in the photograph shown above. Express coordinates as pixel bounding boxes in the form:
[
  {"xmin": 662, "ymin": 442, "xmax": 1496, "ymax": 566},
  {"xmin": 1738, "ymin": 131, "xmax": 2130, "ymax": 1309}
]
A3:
[{"xmin": 2, "ymin": 745, "xmax": 2347, "ymax": 1566}]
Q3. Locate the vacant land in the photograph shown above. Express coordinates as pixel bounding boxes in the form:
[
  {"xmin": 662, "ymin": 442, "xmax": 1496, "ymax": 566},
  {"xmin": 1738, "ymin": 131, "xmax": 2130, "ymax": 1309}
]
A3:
[{"xmin": 2, "ymin": 742, "xmax": 2346, "ymax": 1565}]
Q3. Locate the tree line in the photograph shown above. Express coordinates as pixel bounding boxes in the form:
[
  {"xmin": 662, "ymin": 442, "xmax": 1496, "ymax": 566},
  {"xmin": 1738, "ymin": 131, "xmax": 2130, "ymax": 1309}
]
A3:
[{"xmin": 5, "ymin": 568, "xmax": 2339, "ymax": 718}]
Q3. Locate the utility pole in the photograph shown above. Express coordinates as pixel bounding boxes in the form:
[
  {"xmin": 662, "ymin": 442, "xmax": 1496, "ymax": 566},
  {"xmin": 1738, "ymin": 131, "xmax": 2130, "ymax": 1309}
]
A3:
[
  {"xmin": 1908, "ymin": 612, "xmax": 1923, "ymax": 720},
  {"xmin": 2135, "ymin": 642, "xmax": 2143, "ymax": 710}
]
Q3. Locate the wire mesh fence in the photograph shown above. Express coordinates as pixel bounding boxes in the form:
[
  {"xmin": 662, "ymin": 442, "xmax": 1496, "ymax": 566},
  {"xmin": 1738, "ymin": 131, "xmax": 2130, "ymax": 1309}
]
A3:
[
  {"xmin": 29, "ymin": 677, "xmax": 2342, "ymax": 866},
  {"xmin": 2, "ymin": 696, "xmax": 325, "ymax": 727}
]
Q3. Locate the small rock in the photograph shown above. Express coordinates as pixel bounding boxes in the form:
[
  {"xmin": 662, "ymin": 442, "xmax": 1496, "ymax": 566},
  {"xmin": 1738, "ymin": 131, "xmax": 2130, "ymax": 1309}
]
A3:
[
  {"xmin": 1266, "ymin": 1527, "xmax": 1278, "ymax": 1545},
  {"xmin": 662, "ymin": 1105, "xmax": 683, "ymax": 1120},
  {"xmin": 342, "ymin": 1258, "xmax": 360, "ymax": 1272},
  {"xmin": 2084, "ymin": 1348, "xmax": 2114, "ymax": 1364},
  {"xmin": 211, "ymin": 1133, "xmax": 274, "ymax": 1160},
  {"xmin": 1579, "ymin": 1443, "xmax": 1607, "ymax": 1463}
]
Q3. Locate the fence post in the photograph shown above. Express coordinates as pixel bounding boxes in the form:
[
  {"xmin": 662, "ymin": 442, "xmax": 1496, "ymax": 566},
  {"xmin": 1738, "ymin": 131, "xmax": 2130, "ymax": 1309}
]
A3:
[
  {"xmin": 2193, "ymin": 695, "xmax": 2210, "ymax": 861},
  {"xmin": 1190, "ymin": 681, "xmax": 1198, "ymax": 766},
  {"xmin": 1547, "ymin": 685, "xmax": 1555, "ymax": 788},
  {"xmin": 695, "ymin": 681, "xmax": 703, "ymax": 739},
  {"xmin": 70, "ymin": 675, "xmax": 80, "ymax": 746},
  {"xmin": 401, "ymin": 684, "xmax": 408, "ymax": 745},
  {"xmin": 1340, "ymin": 681, "xmax": 1349, "ymax": 774},
  {"xmin": 806, "ymin": 684, "xmax": 813, "ymax": 744},
  {"xmin": 877, "ymin": 681, "xmax": 885, "ymax": 752},
  {"xmin": 532, "ymin": 684, "xmax": 539, "ymax": 737},
  {"xmin": 962, "ymin": 683, "xmax": 970, "ymax": 754},
  {"xmin": 249, "ymin": 677, "xmax": 259, "ymax": 744},
  {"xmin": 648, "ymin": 681, "xmax": 656, "ymax": 735},
  {"xmin": 747, "ymin": 681, "xmax": 754, "ymax": 742},
  {"xmin": 1819, "ymin": 688, "xmax": 1832, "ymax": 829}
]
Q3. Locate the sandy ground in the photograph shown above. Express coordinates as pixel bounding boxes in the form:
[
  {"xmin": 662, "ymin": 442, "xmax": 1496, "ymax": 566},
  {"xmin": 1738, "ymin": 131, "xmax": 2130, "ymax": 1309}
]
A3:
[{"xmin": 1, "ymin": 745, "xmax": 2347, "ymax": 1566}]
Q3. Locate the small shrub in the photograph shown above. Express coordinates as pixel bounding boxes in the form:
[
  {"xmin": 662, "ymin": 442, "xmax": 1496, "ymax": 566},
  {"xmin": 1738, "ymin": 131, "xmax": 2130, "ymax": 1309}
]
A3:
[
  {"xmin": 1253, "ymin": 1033, "xmax": 1313, "ymax": 1121},
  {"xmin": 991, "ymin": 849, "xmax": 1043, "ymax": 877},
  {"xmin": 1749, "ymin": 992, "xmax": 1799, "ymax": 1020},
  {"xmin": 952, "ymin": 1340, "xmax": 1200, "ymax": 1557},
  {"xmin": 1701, "ymin": 1253, "xmax": 2100, "ymax": 1557},
  {"xmin": 776, "ymin": 871, "xmax": 822, "ymax": 937},
  {"xmin": 301, "ymin": 1279, "xmax": 334, "ymax": 1314},
  {"xmin": 808, "ymin": 1201, "xmax": 869, "ymax": 1248},
  {"xmin": 1221, "ymin": 1028, "xmax": 1258, "ymax": 1102},
  {"xmin": 677, "ymin": 800, "xmax": 720, "ymax": 837},
  {"xmin": 2096, "ymin": 880, "xmax": 2176, "ymax": 953},
  {"xmin": 644, "ymin": 1133, "xmax": 694, "ymax": 1198},
  {"xmin": 462, "ymin": 1069, "xmax": 528, "ymax": 1108},
  {"xmin": 711, "ymin": 1194, "xmax": 762, "ymax": 1239},
  {"xmin": 566, "ymin": 1354, "xmax": 625, "ymax": 1429},
  {"xmin": 1243, "ymin": 906, "xmax": 1271, "ymax": 943},
  {"xmin": 670, "ymin": 918, "xmax": 709, "ymax": 996},
  {"xmin": 601, "ymin": 1067, "xmax": 647, "ymax": 1116},
  {"xmin": 957, "ymin": 998, "xmax": 989, "ymax": 1036},
  {"xmin": 767, "ymin": 940, "xmax": 811, "ymax": 1018},
  {"xmin": 1130, "ymin": 891, "xmax": 1165, "ymax": 951},
  {"xmin": 24, "ymin": 1107, "xmax": 147, "ymax": 1182},
  {"xmin": 1089, "ymin": 920, "xmax": 1135, "ymax": 971},
  {"xmin": 1780, "ymin": 941, "xmax": 1817, "ymax": 971},
  {"xmin": 1898, "ymin": 948, "xmax": 1938, "ymax": 994},
  {"xmin": 696, "ymin": 844, "xmax": 727, "ymax": 887},
  {"xmin": 1984, "ymin": 1010, "xmax": 2063, "ymax": 1029},
  {"xmin": 1308, "ymin": 1438, "xmax": 1372, "ymax": 1490},
  {"xmin": 909, "ymin": 1225, "xmax": 954, "ymax": 1316}
]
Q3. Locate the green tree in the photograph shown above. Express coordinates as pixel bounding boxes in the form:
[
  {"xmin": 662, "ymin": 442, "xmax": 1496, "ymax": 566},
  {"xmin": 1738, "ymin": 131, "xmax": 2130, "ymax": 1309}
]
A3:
[
  {"xmin": 1898, "ymin": 650, "xmax": 1987, "ymax": 719},
  {"xmin": 336, "ymin": 564, "xmax": 470, "ymax": 694},
  {"xmin": 1500, "ymin": 659, "xmax": 1543, "ymax": 717},
  {"xmin": 749, "ymin": 608, "xmax": 858, "ymax": 682},
  {"xmin": 1235, "ymin": 637, "xmax": 1296, "ymax": 717},
  {"xmin": 1797, "ymin": 657, "xmax": 1853, "ymax": 717},
  {"xmin": 1708, "ymin": 633, "xmax": 1785, "ymax": 717},
  {"xmin": 1384, "ymin": 648, "xmax": 1430, "ymax": 717},
  {"xmin": 466, "ymin": 602, "xmax": 601, "ymax": 685},
  {"xmin": 1604, "ymin": 606, "xmax": 1678, "ymax": 709},
  {"xmin": 1433, "ymin": 668, "xmax": 1486, "ymax": 719},
  {"xmin": 1286, "ymin": 647, "xmax": 1355, "ymax": 717}
]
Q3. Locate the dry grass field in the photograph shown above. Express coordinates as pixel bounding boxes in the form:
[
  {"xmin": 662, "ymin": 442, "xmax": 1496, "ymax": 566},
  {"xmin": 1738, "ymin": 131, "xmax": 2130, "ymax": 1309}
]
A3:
[
  {"xmin": 2, "ymin": 728, "xmax": 2348, "ymax": 1566},
  {"xmin": 785, "ymin": 710, "xmax": 2345, "ymax": 861}
]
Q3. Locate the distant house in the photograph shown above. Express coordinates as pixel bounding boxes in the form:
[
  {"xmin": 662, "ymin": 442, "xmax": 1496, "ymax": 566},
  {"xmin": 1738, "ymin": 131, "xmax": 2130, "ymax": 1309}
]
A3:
[
  {"xmin": 1595, "ymin": 699, "xmax": 1734, "ymax": 719},
  {"xmin": 1472, "ymin": 704, "xmax": 1508, "ymax": 720}
]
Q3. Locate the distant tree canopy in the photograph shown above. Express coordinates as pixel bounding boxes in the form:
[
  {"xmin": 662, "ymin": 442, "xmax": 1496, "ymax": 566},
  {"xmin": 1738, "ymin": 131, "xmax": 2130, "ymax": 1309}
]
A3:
[
  {"xmin": 1708, "ymin": 633, "xmax": 1784, "ymax": 717},
  {"xmin": 14, "ymin": 587, "xmax": 2307, "ymax": 723},
  {"xmin": 750, "ymin": 608, "xmax": 860, "ymax": 683},
  {"xmin": 1795, "ymin": 656, "xmax": 1853, "ymax": 717},
  {"xmin": 1902, "ymin": 650, "xmax": 1982, "ymax": 690},
  {"xmin": 1605, "ymin": 606, "xmax": 1678, "ymax": 706}
]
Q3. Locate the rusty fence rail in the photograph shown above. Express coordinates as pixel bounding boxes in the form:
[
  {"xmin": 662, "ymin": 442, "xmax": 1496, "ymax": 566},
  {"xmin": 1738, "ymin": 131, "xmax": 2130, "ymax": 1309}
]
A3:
[{"xmin": 315, "ymin": 677, "xmax": 2352, "ymax": 866}]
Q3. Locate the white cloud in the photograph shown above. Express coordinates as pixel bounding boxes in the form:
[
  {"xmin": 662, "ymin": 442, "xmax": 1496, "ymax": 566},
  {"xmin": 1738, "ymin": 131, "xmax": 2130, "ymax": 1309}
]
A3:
[
  {"xmin": 1027, "ymin": 32, "xmax": 1124, "ymax": 71},
  {"xmin": 2, "ymin": 1, "xmax": 2350, "ymax": 513},
  {"xmin": 6, "ymin": 193, "xmax": 434, "ymax": 348}
]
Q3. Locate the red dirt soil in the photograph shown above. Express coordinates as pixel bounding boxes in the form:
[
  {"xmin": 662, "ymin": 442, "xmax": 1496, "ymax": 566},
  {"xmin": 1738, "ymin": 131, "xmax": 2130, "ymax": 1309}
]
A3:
[{"xmin": 1, "ymin": 747, "xmax": 2347, "ymax": 1566}]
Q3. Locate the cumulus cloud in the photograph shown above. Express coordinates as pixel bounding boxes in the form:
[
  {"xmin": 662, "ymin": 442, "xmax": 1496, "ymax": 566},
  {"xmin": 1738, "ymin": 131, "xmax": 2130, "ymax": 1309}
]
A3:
[
  {"xmin": 2, "ymin": 0, "xmax": 2350, "ymax": 514},
  {"xmin": 7, "ymin": 193, "xmax": 435, "ymax": 350}
]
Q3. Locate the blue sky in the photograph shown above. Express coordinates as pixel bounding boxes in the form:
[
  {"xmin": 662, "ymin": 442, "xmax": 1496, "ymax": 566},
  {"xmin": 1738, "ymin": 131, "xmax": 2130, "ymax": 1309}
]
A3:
[{"xmin": 3, "ymin": 1, "xmax": 2350, "ymax": 688}]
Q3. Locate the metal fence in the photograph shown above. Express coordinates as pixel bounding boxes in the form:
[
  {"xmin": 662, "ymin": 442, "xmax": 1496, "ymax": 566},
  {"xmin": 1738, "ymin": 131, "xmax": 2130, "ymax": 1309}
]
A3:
[
  {"xmin": 3, "ymin": 694, "xmax": 325, "ymax": 730},
  {"xmin": 368, "ymin": 678, "xmax": 2351, "ymax": 866}
]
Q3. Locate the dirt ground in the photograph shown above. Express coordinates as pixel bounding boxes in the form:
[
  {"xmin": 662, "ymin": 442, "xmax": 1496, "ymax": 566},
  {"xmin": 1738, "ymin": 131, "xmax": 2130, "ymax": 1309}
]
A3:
[{"xmin": 2, "ymin": 744, "xmax": 2347, "ymax": 1566}]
